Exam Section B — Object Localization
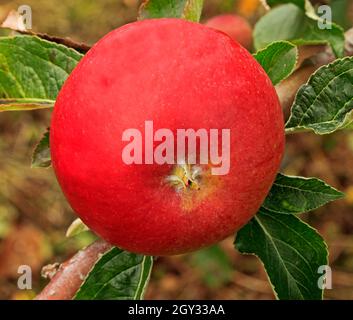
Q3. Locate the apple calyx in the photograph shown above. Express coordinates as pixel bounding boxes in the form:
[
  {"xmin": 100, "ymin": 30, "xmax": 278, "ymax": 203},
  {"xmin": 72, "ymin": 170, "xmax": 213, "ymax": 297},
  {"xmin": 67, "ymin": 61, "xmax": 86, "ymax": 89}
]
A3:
[{"xmin": 166, "ymin": 163, "xmax": 202, "ymax": 192}]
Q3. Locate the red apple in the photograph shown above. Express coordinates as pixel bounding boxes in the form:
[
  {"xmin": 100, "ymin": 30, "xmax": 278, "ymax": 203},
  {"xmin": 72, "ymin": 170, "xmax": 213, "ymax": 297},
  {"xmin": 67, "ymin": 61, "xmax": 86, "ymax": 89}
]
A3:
[
  {"xmin": 205, "ymin": 14, "xmax": 253, "ymax": 50},
  {"xmin": 50, "ymin": 18, "xmax": 284, "ymax": 256}
]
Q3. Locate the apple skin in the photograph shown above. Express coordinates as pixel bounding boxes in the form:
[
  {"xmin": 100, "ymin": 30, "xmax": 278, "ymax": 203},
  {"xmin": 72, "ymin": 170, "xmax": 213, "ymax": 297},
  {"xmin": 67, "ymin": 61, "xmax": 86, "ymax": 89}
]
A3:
[
  {"xmin": 50, "ymin": 18, "xmax": 284, "ymax": 256},
  {"xmin": 205, "ymin": 14, "xmax": 253, "ymax": 50}
]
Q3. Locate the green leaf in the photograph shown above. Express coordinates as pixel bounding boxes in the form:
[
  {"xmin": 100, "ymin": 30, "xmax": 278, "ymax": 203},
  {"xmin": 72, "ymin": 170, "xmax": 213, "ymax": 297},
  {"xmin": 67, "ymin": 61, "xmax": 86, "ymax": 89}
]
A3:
[
  {"xmin": 263, "ymin": 174, "xmax": 344, "ymax": 214},
  {"xmin": 266, "ymin": 0, "xmax": 306, "ymax": 9},
  {"xmin": 0, "ymin": 28, "xmax": 17, "ymax": 37},
  {"xmin": 138, "ymin": 0, "xmax": 204, "ymax": 22},
  {"xmin": 343, "ymin": 118, "xmax": 353, "ymax": 130},
  {"xmin": 254, "ymin": 41, "xmax": 298, "ymax": 85},
  {"xmin": 254, "ymin": 4, "xmax": 344, "ymax": 57},
  {"xmin": 331, "ymin": 0, "xmax": 350, "ymax": 30},
  {"xmin": 235, "ymin": 209, "xmax": 328, "ymax": 300},
  {"xmin": 66, "ymin": 218, "xmax": 90, "ymax": 237},
  {"xmin": 74, "ymin": 248, "xmax": 153, "ymax": 300},
  {"xmin": 0, "ymin": 98, "xmax": 54, "ymax": 112},
  {"xmin": 0, "ymin": 35, "xmax": 82, "ymax": 111},
  {"xmin": 31, "ymin": 129, "xmax": 51, "ymax": 168},
  {"xmin": 264, "ymin": 0, "xmax": 321, "ymax": 24},
  {"xmin": 286, "ymin": 56, "xmax": 353, "ymax": 134},
  {"xmin": 1, "ymin": 27, "xmax": 91, "ymax": 54}
]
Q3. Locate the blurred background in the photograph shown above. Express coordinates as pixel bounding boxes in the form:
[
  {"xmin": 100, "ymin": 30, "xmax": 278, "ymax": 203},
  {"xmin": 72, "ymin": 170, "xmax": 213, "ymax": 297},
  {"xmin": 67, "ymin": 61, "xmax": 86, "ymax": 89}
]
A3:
[{"xmin": 0, "ymin": 0, "xmax": 353, "ymax": 300}]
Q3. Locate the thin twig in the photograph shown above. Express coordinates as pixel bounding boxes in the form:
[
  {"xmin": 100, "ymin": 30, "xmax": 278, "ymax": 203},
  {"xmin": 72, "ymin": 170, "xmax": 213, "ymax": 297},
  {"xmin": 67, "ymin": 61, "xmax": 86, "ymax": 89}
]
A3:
[{"xmin": 35, "ymin": 239, "xmax": 112, "ymax": 300}]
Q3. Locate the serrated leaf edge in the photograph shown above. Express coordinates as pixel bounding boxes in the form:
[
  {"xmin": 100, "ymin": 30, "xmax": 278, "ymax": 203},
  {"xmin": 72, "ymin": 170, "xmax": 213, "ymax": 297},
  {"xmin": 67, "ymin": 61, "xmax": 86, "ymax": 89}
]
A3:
[
  {"xmin": 253, "ymin": 40, "xmax": 298, "ymax": 85},
  {"xmin": 285, "ymin": 56, "xmax": 353, "ymax": 134},
  {"xmin": 235, "ymin": 213, "xmax": 328, "ymax": 300},
  {"xmin": 262, "ymin": 174, "xmax": 345, "ymax": 214}
]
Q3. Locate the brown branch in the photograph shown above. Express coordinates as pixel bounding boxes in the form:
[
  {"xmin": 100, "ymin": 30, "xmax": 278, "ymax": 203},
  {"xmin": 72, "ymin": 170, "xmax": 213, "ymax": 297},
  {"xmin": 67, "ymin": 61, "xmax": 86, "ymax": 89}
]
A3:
[
  {"xmin": 17, "ymin": 30, "xmax": 91, "ymax": 54},
  {"xmin": 1, "ymin": 10, "xmax": 91, "ymax": 54},
  {"xmin": 276, "ymin": 64, "xmax": 319, "ymax": 118},
  {"xmin": 35, "ymin": 240, "xmax": 112, "ymax": 300}
]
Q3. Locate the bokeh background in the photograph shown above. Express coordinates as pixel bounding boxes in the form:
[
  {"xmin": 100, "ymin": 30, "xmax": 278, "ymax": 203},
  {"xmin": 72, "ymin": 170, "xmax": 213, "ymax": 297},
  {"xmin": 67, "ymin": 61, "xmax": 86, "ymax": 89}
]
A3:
[{"xmin": 0, "ymin": 0, "xmax": 353, "ymax": 300}]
